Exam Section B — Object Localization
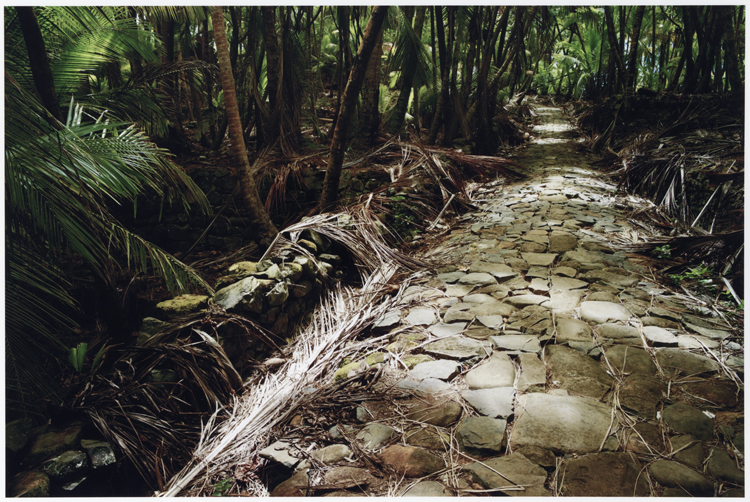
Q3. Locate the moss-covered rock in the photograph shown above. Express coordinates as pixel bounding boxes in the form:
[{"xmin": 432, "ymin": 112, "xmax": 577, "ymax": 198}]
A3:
[
  {"xmin": 280, "ymin": 263, "xmax": 304, "ymax": 282},
  {"xmin": 154, "ymin": 295, "xmax": 208, "ymax": 319},
  {"xmin": 24, "ymin": 425, "xmax": 82, "ymax": 465},
  {"xmin": 403, "ymin": 355, "xmax": 434, "ymax": 369},
  {"xmin": 268, "ymin": 282, "xmax": 289, "ymax": 307},
  {"xmin": 44, "ymin": 450, "xmax": 89, "ymax": 480},
  {"xmin": 213, "ymin": 276, "xmax": 265, "ymax": 314},
  {"xmin": 6, "ymin": 417, "xmax": 34, "ymax": 453},
  {"xmin": 10, "ymin": 470, "xmax": 50, "ymax": 497},
  {"xmin": 334, "ymin": 362, "xmax": 362, "ymax": 381}
]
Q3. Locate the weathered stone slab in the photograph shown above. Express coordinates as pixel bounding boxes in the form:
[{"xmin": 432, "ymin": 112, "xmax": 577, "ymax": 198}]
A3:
[
  {"xmin": 541, "ymin": 290, "xmax": 582, "ymax": 314},
  {"xmin": 706, "ymin": 447, "xmax": 745, "ymax": 485},
  {"xmin": 662, "ymin": 403, "xmax": 714, "ymax": 441},
  {"xmin": 555, "ymin": 317, "xmax": 592, "ymax": 343},
  {"xmin": 579, "ymin": 270, "xmax": 638, "ymax": 288},
  {"xmin": 517, "ymin": 353, "xmax": 547, "ymax": 391},
  {"xmin": 443, "ymin": 284, "xmax": 474, "ymax": 297},
  {"xmin": 676, "ymin": 334, "xmax": 720, "ymax": 349},
  {"xmin": 550, "ymin": 276, "xmax": 589, "ymax": 290},
  {"xmin": 510, "ymin": 393, "xmax": 615, "ymax": 454},
  {"xmin": 504, "ymin": 294, "xmax": 549, "ymax": 307},
  {"xmin": 476, "ymin": 315, "xmax": 504, "ymax": 328},
  {"xmin": 617, "ymin": 373, "xmax": 666, "ymax": 419},
  {"xmin": 458, "ymin": 272, "xmax": 497, "ymax": 286},
  {"xmin": 602, "ymin": 345, "xmax": 656, "ymax": 375},
  {"xmin": 356, "ymin": 424, "xmax": 398, "ymax": 450},
  {"xmin": 549, "ymin": 231, "xmax": 578, "ymax": 253},
  {"xmin": 469, "ymin": 262, "xmax": 517, "ymax": 280},
  {"xmin": 423, "ymin": 336, "xmax": 490, "ymax": 360},
  {"xmin": 561, "ymin": 249, "xmax": 606, "ymax": 266},
  {"xmin": 560, "ymin": 453, "xmax": 649, "ymax": 496},
  {"xmin": 596, "ymin": 323, "xmax": 639, "ymax": 339},
  {"xmin": 462, "ymin": 387, "xmax": 515, "ymax": 418},
  {"xmin": 468, "ymin": 301, "xmax": 518, "ymax": 317},
  {"xmin": 437, "ymin": 271, "xmax": 466, "ymax": 284},
  {"xmin": 464, "ymin": 452, "xmax": 549, "ymax": 496},
  {"xmin": 526, "ymin": 266, "xmax": 549, "ymax": 278},
  {"xmin": 586, "ymin": 291, "xmax": 619, "ymax": 302},
  {"xmin": 379, "ymin": 445, "xmax": 445, "ymax": 478},
  {"xmin": 579, "ymin": 301, "xmax": 632, "ymax": 324},
  {"xmin": 260, "ymin": 440, "xmax": 302, "ymax": 468},
  {"xmin": 655, "ymin": 348, "xmax": 720, "ymax": 376},
  {"xmin": 456, "ymin": 417, "xmax": 507, "ymax": 456},
  {"xmin": 521, "ymin": 252, "xmax": 558, "ymax": 266},
  {"xmin": 465, "ymin": 353, "xmax": 516, "ymax": 389},
  {"xmin": 463, "ymin": 293, "xmax": 497, "ymax": 304},
  {"xmin": 410, "ymin": 360, "xmax": 461, "ymax": 381},
  {"xmin": 683, "ymin": 322, "xmax": 732, "ymax": 340},
  {"xmin": 428, "ymin": 322, "xmax": 467, "ymax": 337},
  {"xmin": 373, "ymin": 310, "xmax": 400, "ymax": 329},
  {"xmin": 648, "ymin": 460, "xmax": 714, "ymax": 496},
  {"xmin": 406, "ymin": 308, "xmax": 438, "ymax": 326},
  {"xmin": 642, "ymin": 326, "xmax": 678, "ymax": 346},
  {"xmin": 402, "ymin": 481, "xmax": 452, "ymax": 497},
  {"xmin": 490, "ymin": 334, "xmax": 541, "ymax": 353},
  {"xmin": 545, "ymin": 345, "xmax": 613, "ymax": 399},
  {"xmin": 406, "ymin": 400, "xmax": 463, "ymax": 427}
]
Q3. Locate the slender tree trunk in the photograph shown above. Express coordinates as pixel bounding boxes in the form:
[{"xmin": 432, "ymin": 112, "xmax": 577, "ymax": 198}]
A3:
[
  {"xmin": 211, "ymin": 7, "xmax": 277, "ymax": 243},
  {"xmin": 387, "ymin": 6, "xmax": 426, "ymax": 134},
  {"xmin": 625, "ymin": 6, "xmax": 645, "ymax": 93},
  {"xmin": 427, "ymin": 6, "xmax": 449, "ymax": 145},
  {"xmin": 722, "ymin": 6, "xmax": 744, "ymax": 99},
  {"xmin": 261, "ymin": 6, "xmax": 281, "ymax": 145},
  {"xmin": 698, "ymin": 8, "xmax": 721, "ymax": 93},
  {"xmin": 319, "ymin": 6, "xmax": 388, "ymax": 212},
  {"xmin": 16, "ymin": 7, "xmax": 62, "ymax": 123},
  {"xmin": 681, "ymin": 7, "xmax": 696, "ymax": 92},
  {"xmin": 604, "ymin": 6, "xmax": 627, "ymax": 92},
  {"xmin": 361, "ymin": 21, "xmax": 383, "ymax": 146}
]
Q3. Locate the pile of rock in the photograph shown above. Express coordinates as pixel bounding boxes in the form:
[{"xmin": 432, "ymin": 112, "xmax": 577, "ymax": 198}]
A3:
[{"xmin": 7, "ymin": 419, "xmax": 116, "ymax": 497}]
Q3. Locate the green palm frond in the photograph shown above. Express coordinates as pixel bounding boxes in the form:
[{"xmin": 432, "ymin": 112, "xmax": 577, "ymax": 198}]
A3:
[
  {"xmin": 6, "ymin": 70, "xmax": 213, "ymax": 417},
  {"xmin": 387, "ymin": 7, "xmax": 434, "ymax": 90}
]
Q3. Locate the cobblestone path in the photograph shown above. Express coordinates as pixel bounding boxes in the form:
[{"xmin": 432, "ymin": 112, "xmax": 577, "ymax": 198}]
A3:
[{"xmin": 263, "ymin": 106, "xmax": 744, "ymax": 497}]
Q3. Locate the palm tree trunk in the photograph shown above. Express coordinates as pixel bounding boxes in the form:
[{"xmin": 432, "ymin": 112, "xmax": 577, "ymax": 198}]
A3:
[
  {"xmin": 722, "ymin": 6, "xmax": 744, "ymax": 99},
  {"xmin": 16, "ymin": 7, "xmax": 62, "ymax": 123},
  {"xmin": 387, "ymin": 6, "xmax": 426, "ymax": 134},
  {"xmin": 427, "ymin": 6, "xmax": 449, "ymax": 145},
  {"xmin": 625, "ymin": 6, "xmax": 645, "ymax": 93},
  {"xmin": 319, "ymin": 6, "xmax": 389, "ymax": 212},
  {"xmin": 211, "ymin": 7, "xmax": 277, "ymax": 243},
  {"xmin": 361, "ymin": 24, "xmax": 383, "ymax": 146}
]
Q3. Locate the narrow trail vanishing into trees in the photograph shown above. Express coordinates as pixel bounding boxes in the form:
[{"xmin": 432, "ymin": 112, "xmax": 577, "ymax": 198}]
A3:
[{"xmin": 166, "ymin": 105, "xmax": 744, "ymax": 497}]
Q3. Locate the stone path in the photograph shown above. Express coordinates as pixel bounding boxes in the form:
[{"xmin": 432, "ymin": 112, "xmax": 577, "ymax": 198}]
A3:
[{"xmin": 263, "ymin": 106, "xmax": 744, "ymax": 497}]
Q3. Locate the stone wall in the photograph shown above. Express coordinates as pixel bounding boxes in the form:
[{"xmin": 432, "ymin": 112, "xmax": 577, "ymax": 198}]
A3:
[{"xmin": 141, "ymin": 228, "xmax": 348, "ymax": 373}]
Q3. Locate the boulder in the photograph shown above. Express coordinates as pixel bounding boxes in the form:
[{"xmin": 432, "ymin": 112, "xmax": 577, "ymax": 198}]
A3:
[
  {"xmin": 662, "ymin": 403, "xmax": 714, "ymax": 441},
  {"xmin": 545, "ymin": 345, "xmax": 613, "ymax": 399},
  {"xmin": 154, "ymin": 294, "xmax": 209, "ymax": 319},
  {"xmin": 603, "ymin": 345, "xmax": 656, "ymax": 375},
  {"xmin": 648, "ymin": 460, "xmax": 714, "ymax": 496},
  {"xmin": 356, "ymin": 424, "xmax": 398, "ymax": 450},
  {"xmin": 463, "ymin": 452, "xmax": 548, "ymax": 496}
]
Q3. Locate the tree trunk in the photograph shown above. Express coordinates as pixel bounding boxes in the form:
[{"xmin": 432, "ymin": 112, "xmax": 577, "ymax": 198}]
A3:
[
  {"xmin": 16, "ymin": 7, "xmax": 62, "ymax": 123},
  {"xmin": 328, "ymin": 6, "xmax": 351, "ymax": 139},
  {"xmin": 427, "ymin": 6, "xmax": 449, "ymax": 145},
  {"xmin": 604, "ymin": 6, "xmax": 627, "ymax": 92},
  {"xmin": 211, "ymin": 7, "xmax": 278, "ymax": 243},
  {"xmin": 387, "ymin": 6, "xmax": 426, "ymax": 134},
  {"xmin": 319, "ymin": 6, "xmax": 389, "ymax": 212},
  {"xmin": 261, "ymin": 6, "xmax": 281, "ymax": 145},
  {"xmin": 625, "ymin": 6, "xmax": 645, "ymax": 92},
  {"xmin": 360, "ymin": 21, "xmax": 383, "ymax": 146},
  {"xmin": 722, "ymin": 6, "xmax": 744, "ymax": 99}
]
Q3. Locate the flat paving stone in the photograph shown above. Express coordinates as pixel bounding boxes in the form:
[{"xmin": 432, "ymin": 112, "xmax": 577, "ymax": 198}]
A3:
[
  {"xmin": 423, "ymin": 336, "xmax": 490, "ymax": 360},
  {"xmin": 468, "ymin": 301, "xmax": 518, "ymax": 317},
  {"xmin": 410, "ymin": 360, "xmax": 461, "ymax": 381},
  {"xmin": 683, "ymin": 322, "xmax": 732, "ymax": 340},
  {"xmin": 648, "ymin": 460, "xmax": 714, "ymax": 496},
  {"xmin": 662, "ymin": 402, "xmax": 714, "ymax": 441},
  {"xmin": 603, "ymin": 345, "xmax": 657, "ymax": 375},
  {"xmin": 579, "ymin": 270, "xmax": 639, "ymax": 288},
  {"xmin": 490, "ymin": 334, "xmax": 541, "ymax": 353},
  {"xmin": 517, "ymin": 353, "xmax": 547, "ymax": 391},
  {"xmin": 560, "ymin": 453, "xmax": 649, "ymax": 497},
  {"xmin": 428, "ymin": 322, "xmax": 467, "ymax": 337},
  {"xmin": 401, "ymin": 481, "xmax": 452, "ymax": 497},
  {"xmin": 510, "ymin": 393, "xmax": 615, "ymax": 454},
  {"xmin": 462, "ymin": 387, "xmax": 515, "ymax": 418},
  {"xmin": 458, "ymin": 272, "xmax": 497, "ymax": 286},
  {"xmin": 521, "ymin": 252, "xmax": 558, "ymax": 266},
  {"xmin": 526, "ymin": 266, "xmax": 549, "ymax": 278},
  {"xmin": 617, "ymin": 373, "xmax": 666, "ymax": 419},
  {"xmin": 541, "ymin": 290, "xmax": 582, "ymax": 314},
  {"xmin": 550, "ymin": 276, "xmax": 589, "ymax": 290},
  {"xmin": 654, "ymin": 348, "xmax": 720, "ymax": 376},
  {"xmin": 503, "ymin": 294, "xmax": 549, "ymax": 307},
  {"xmin": 545, "ymin": 345, "xmax": 613, "ymax": 399},
  {"xmin": 469, "ymin": 262, "xmax": 517, "ymax": 280},
  {"xmin": 456, "ymin": 417, "xmax": 507, "ymax": 456},
  {"xmin": 373, "ymin": 311, "xmax": 400, "ymax": 329},
  {"xmin": 476, "ymin": 315, "xmax": 504, "ymax": 328},
  {"xmin": 443, "ymin": 284, "xmax": 474, "ymax": 297},
  {"xmin": 437, "ymin": 271, "xmax": 466, "ymax": 284},
  {"xmin": 580, "ymin": 301, "xmax": 632, "ymax": 324},
  {"xmin": 677, "ymin": 334, "xmax": 720, "ymax": 349},
  {"xmin": 596, "ymin": 323, "xmax": 640, "ymax": 339},
  {"xmin": 641, "ymin": 325, "xmax": 678, "ymax": 346},
  {"xmin": 554, "ymin": 266, "xmax": 577, "ymax": 277},
  {"xmin": 405, "ymin": 308, "xmax": 438, "ymax": 326},
  {"xmin": 465, "ymin": 353, "xmax": 516, "ymax": 389},
  {"xmin": 462, "ymin": 293, "xmax": 496, "ymax": 303},
  {"xmin": 555, "ymin": 317, "xmax": 592, "ymax": 343},
  {"xmin": 463, "ymin": 453, "xmax": 549, "ymax": 497}
]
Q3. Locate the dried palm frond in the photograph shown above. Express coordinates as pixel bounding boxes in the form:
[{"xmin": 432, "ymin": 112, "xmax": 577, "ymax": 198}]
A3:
[
  {"xmin": 160, "ymin": 266, "xmax": 418, "ymax": 496},
  {"xmin": 624, "ymin": 230, "xmax": 743, "ymax": 266},
  {"xmin": 74, "ymin": 311, "xmax": 250, "ymax": 488}
]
